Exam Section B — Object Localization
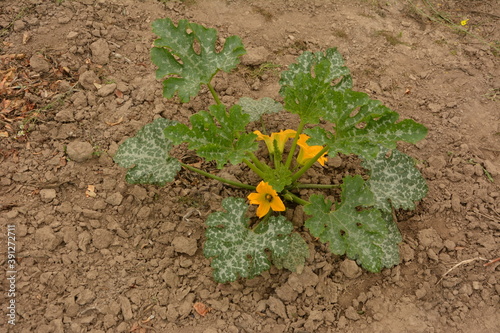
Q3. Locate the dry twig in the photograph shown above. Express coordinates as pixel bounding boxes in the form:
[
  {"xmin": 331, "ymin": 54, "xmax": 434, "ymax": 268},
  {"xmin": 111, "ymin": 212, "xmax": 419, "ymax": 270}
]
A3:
[
  {"xmin": 436, "ymin": 257, "xmax": 489, "ymax": 285},
  {"xmin": 484, "ymin": 257, "xmax": 500, "ymax": 267}
]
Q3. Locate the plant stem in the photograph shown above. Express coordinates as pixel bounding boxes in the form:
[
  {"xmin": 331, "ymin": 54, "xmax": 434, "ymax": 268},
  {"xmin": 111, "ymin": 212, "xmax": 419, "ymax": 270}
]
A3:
[
  {"xmin": 294, "ymin": 183, "xmax": 340, "ymax": 189},
  {"xmin": 283, "ymin": 191, "xmax": 310, "ymax": 206},
  {"xmin": 181, "ymin": 163, "xmax": 255, "ymax": 190},
  {"xmin": 291, "ymin": 145, "xmax": 330, "ymax": 182},
  {"xmin": 284, "ymin": 120, "xmax": 306, "ymax": 169},
  {"xmin": 247, "ymin": 152, "xmax": 268, "ymax": 171},
  {"xmin": 207, "ymin": 82, "xmax": 222, "ymax": 105},
  {"xmin": 243, "ymin": 158, "xmax": 266, "ymax": 179}
]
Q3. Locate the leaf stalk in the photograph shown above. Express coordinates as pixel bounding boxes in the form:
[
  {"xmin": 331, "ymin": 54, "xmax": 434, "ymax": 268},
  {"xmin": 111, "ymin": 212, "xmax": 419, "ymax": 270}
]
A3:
[
  {"xmin": 284, "ymin": 120, "xmax": 306, "ymax": 169},
  {"xmin": 181, "ymin": 163, "xmax": 255, "ymax": 190},
  {"xmin": 294, "ymin": 183, "xmax": 340, "ymax": 189},
  {"xmin": 242, "ymin": 158, "xmax": 266, "ymax": 179},
  {"xmin": 207, "ymin": 82, "xmax": 222, "ymax": 105},
  {"xmin": 283, "ymin": 191, "xmax": 310, "ymax": 206},
  {"xmin": 247, "ymin": 152, "xmax": 268, "ymax": 171}
]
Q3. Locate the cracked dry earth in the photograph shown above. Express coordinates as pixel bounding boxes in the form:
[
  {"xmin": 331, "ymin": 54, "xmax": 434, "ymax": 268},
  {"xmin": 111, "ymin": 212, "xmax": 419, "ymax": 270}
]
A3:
[{"xmin": 0, "ymin": 0, "xmax": 499, "ymax": 332}]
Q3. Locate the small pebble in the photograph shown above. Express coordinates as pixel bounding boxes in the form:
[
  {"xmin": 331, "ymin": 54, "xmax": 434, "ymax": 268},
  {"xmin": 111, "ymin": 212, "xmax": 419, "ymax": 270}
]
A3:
[
  {"xmin": 415, "ymin": 288, "xmax": 427, "ymax": 299},
  {"xmin": 40, "ymin": 188, "xmax": 57, "ymax": 203},
  {"xmin": 105, "ymin": 192, "xmax": 123, "ymax": 206},
  {"xmin": 344, "ymin": 306, "xmax": 360, "ymax": 320},
  {"xmin": 66, "ymin": 141, "xmax": 94, "ymax": 162},
  {"xmin": 171, "ymin": 236, "xmax": 198, "ymax": 256},
  {"xmin": 340, "ymin": 259, "xmax": 362, "ymax": 279}
]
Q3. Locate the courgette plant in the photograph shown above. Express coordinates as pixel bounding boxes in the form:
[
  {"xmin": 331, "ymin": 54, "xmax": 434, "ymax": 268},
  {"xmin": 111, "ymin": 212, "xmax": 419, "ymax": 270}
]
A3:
[{"xmin": 114, "ymin": 18, "xmax": 428, "ymax": 283}]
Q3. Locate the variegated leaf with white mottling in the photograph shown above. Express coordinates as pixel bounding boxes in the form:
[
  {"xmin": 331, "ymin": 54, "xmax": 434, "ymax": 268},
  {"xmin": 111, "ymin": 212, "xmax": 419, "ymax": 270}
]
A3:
[
  {"xmin": 279, "ymin": 48, "xmax": 352, "ymax": 124},
  {"xmin": 305, "ymin": 90, "xmax": 427, "ymax": 160},
  {"xmin": 164, "ymin": 104, "xmax": 258, "ymax": 168},
  {"xmin": 237, "ymin": 97, "xmax": 283, "ymax": 122},
  {"xmin": 378, "ymin": 210, "xmax": 403, "ymax": 268},
  {"xmin": 114, "ymin": 118, "xmax": 181, "ymax": 186},
  {"xmin": 304, "ymin": 175, "xmax": 400, "ymax": 272},
  {"xmin": 279, "ymin": 48, "xmax": 351, "ymax": 93},
  {"xmin": 151, "ymin": 18, "xmax": 246, "ymax": 102},
  {"xmin": 362, "ymin": 147, "xmax": 428, "ymax": 212},
  {"xmin": 204, "ymin": 197, "xmax": 294, "ymax": 283},
  {"xmin": 272, "ymin": 232, "xmax": 310, "ymax": 273}
]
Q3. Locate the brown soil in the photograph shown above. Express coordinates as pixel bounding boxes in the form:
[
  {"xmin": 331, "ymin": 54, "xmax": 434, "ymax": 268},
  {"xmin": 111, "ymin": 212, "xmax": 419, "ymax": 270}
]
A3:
[{"xmin": 1, "ymin": 0, "xmax": 499, "ymax": 332}]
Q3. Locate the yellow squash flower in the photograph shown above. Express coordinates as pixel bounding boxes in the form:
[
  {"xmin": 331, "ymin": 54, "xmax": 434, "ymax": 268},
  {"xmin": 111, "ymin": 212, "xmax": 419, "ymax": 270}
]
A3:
[
  {"xmin": 296, "ymin": 134, "xmax": 328, "ymax": 166},
  {"xmin": 460, "ymin": 19, "xmax": 469, "ymax": 26},
  {"xmin": 254, "ymin": 129, "xmax": 297, "ymax": 154},
  {"xmin": 247, "ymin": 181, "xmax": 285, "ymax": 218}
]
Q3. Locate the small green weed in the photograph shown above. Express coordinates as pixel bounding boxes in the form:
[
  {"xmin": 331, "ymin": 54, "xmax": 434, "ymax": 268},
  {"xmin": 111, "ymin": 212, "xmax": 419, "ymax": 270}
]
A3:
[
  {"xmin": 332, "ymin": 29, "xmax": 348, "ymax": 39},
  {"xmin": 484, "ymin": 88, "xmax": 499, "ymax": 101},
  {"xmin": 252, "ymin": 5, "xmax": 274, "ymax": 21},
  {"xmin": 376, "ymin": 30, "xmax": 408, "ymax": 46},
  {"xmin": 248, "ymin": 62, "xmax": 282, "ymax": 79},
  {"xmin": 92, "ymin": 146, "xmax": 104, "ymax": 157},
  {"xmin": 405, "ymin": 0, "xmax": 500, "ymax": 54}
]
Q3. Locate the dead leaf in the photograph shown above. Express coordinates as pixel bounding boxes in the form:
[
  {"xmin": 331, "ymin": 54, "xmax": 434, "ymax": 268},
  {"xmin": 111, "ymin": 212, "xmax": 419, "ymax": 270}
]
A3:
[
  {"xmin": 59, "ymin": 156, "xmax": 67, "ymax": 168},
  {"xmin": 141, "ymin": 314, "xmax": 154, "ymax": 324},
  {"xmin": 1, "ymin": 99, "xmax": 12, "ymax": 112},
  {"xmin": 129, "ymin": 322, "xmax": 140, "ymax": 332},
  {"xmin": 193, "ymin": 302, "xmax": 211, "ymax": 317},
  {"xmin": 0, "ymin": 54, "xmax": 25, "ymax": 60},
  {"xmin": 0, "ymin": 70, "xmax": 14, "ymax": 93},
  {"xmin": 105, "ymin": 116, "xmax": 124, "ymax": 126},
  {"xmin": 115, "ymin": 89, "xmax": 124, "ymax": 99},
  {"xmin": 129, "ymin": 322, "xmax": 147, "ymax": 333},
  {"xmin": 85, "ymin": 185, "xmax": 96, "ymax": 198},
  {"xmin": 0, "ymin": 131, "xmax": 8, "ymax": 138},
  {"xmin": 22, "ymin": 32, "xmax": 30, "ymax": 44}
]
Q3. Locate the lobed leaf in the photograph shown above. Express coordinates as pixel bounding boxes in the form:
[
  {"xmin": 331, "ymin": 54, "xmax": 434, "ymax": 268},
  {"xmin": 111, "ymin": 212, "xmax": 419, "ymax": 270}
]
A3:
[
  {"xmin": 303, "ymin": 175, "xmax": 400, "ymax": 272},
  {"xmin": 279, "ymin": 48, "xmax": 351, "ymax": 92},
  {"xmin": 237, "ymin": 97, "xmax": 283, "ymax": 122},
  {"xmin": 151, "ymin": 18, "xmax": 246, "ymax": 102},
  {"xmin": 362, "ymin": 147, "xmax": 428, "ymax": 212},
  {"xmin": 204, "ymin": 197, "xmax": 294, "ymax": 283},
  {"xmin": 378, "ymin": 210, "xmax": 403, "ymax": 268},
  {"xmin": 279, "ymin": 48, "xmax": 351, "ymax": 124},
  {"xmin": 164, "ymin": 104, "xmax": 258, "ymax": 168},
  {"xmin": 114, "ymin": 118, "xmax": 181, "ymax": 186},
  {"xmin": 305, "ymin": 90, "xmax": 427, "ymax": 160},
  {"xmin": 272, "ymin": 232, "xmax": 310, "ymax": 273},
  {"xmin": 261, "ymin": 163, "xmax": 293, "ymax": 192}
]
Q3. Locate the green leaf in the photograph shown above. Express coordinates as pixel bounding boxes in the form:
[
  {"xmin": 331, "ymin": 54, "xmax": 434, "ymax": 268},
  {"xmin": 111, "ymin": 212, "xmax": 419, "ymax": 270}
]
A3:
[
  {"xmin": 165, "ymin": 104, "xmax": 258, "ymax": 168},
  {"xmin": 272, "ymin": 233, "xmax": 310, "ymax": 273},
  {"xmin": 237, "ymin": 97, "xmax": 283, "ymax": 122},
  {"xmin": 261, "ymin": 163, "xmax": 293, "ymax": 192},
  {"xmin": 362, "ymin": 147, "xmax": 428, "ymax": 212},
  {"xmin": 305, "ymin": 90, "xmax": 428, "ymax": 160},
  {"xmin": 378, "ymin": 210, "xmax": 403, "ymax": 268},
  {"xmin": 279, "ymin": 48, "xmax": 351, "ymax": 124},
  {"xmin": 114, "ymin": 118, "xmax": 181, "ymax": 186},
  {"xmin": 204, "ymin": 197, "xmax": 294, "ymax": 283},
  {"xmin": 151, "ymin": 18, "xmax": 246, "ymax": 102},
  {"xmin": 303, "ymin": 175, "xmax": 399, "ymax": 272},
  {"xmin": 280, "ymin": 48, "xmax": 351, "ymax": 92}
]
